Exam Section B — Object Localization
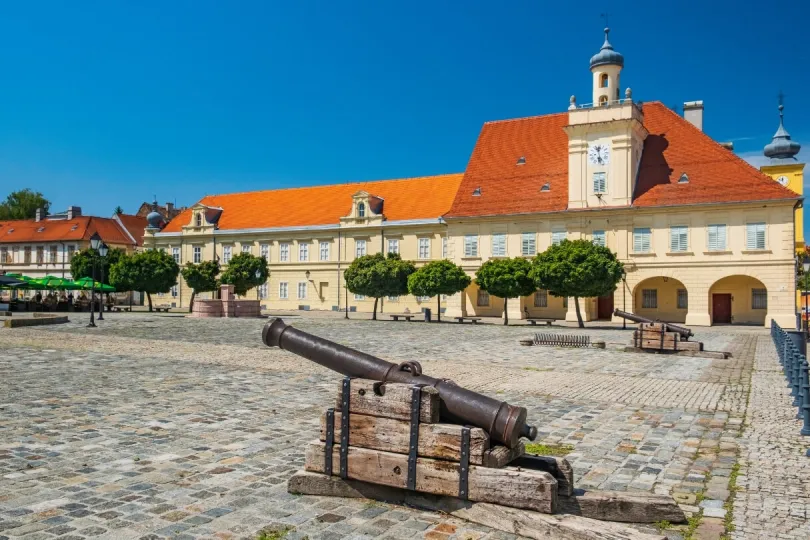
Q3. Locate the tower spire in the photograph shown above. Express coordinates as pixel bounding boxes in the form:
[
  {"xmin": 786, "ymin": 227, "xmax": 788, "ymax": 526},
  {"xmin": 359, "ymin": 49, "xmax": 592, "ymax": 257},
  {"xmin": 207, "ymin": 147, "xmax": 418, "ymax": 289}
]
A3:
[{"xmin": 764, "ymin": 94, "xmax": 801, "ymax": 162}]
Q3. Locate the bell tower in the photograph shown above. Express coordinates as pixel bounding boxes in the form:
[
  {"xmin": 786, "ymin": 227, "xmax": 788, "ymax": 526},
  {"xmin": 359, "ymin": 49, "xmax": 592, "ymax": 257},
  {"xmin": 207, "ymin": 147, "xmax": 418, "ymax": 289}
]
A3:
[{"xmin": 590, "ymin": 28, "xmax": 623, "ymax": 106}]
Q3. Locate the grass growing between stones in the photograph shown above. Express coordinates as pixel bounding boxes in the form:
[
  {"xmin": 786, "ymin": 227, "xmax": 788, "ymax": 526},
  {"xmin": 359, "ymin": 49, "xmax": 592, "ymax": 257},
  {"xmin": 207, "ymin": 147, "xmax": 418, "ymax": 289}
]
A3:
[
  {"xmin": 682, "ymin": 511, "xmax": 703, "ymax": 540},
  {"xmin": 256, "ymin": 526, "xmax": 293, "ymax": 540},
  {"xmin": 720, "ymin": 462, "xmax": 742, "ymax": 539},
  {"xmin": 524, "ymin": 442, "xmax": 574, "ymax": 456}
]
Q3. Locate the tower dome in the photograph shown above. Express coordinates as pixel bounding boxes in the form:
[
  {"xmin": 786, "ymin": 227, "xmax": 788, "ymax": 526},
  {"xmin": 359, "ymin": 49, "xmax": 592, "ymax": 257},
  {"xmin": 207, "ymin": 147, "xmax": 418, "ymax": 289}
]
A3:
[
  {"xmin": 146, "ymin": 201, "xmax": 166, "ymax": 230},
  {"xmin": 590, "ymin": 28, "xmax": 624, "ymax": 70},
  {"xmin": 764, "ymin": 104, "xmax": 801, "ymax": 162}
]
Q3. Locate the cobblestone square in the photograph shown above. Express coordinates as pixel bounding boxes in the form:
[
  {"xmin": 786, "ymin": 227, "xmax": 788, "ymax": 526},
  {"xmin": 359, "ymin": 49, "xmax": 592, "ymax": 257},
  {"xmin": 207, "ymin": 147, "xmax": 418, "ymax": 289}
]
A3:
[{"xmin": 1, "ymin": 313, "xmax": 808, "ymax": 539}]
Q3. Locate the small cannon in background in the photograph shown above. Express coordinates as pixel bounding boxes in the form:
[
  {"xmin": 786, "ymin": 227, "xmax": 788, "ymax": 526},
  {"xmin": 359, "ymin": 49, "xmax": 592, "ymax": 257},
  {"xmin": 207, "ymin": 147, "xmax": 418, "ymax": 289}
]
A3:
[
  {"xmin": 614, "ymin": 309, "xmax": 694, "ymax": 340},
  {"xmin": 262, "ymin": 318, "xmax": 537, "ymax": 448}
]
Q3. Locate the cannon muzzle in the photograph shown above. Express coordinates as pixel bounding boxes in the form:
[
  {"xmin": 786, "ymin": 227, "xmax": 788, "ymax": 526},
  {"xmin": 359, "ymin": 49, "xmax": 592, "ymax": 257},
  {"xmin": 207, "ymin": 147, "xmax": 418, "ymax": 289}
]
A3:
[{"xmin": 263, "ymin": 318, "xmax": 537, "ymax": 448}]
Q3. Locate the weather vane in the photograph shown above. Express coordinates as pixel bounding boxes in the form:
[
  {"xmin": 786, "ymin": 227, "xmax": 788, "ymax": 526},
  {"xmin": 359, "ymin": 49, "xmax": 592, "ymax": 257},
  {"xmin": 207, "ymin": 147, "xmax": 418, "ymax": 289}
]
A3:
[{"xmin": 601, "ymin": 13, "xmax": 611, "ymax": 27}]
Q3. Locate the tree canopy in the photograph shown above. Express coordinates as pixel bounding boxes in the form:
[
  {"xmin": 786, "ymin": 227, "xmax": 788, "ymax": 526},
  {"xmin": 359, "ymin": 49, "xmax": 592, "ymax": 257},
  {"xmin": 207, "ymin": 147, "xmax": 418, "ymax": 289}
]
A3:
[
  {"xmin": 344, "ymin": 253, "xmax": 416, "ymax": 320},
  {"xmin": 181, "ymin": 260, "xmax": 221, "ymax": 311},
  {"xmin": 474, "ymin": 257, "xmax": 536, "ymax": 325},
  {"xmin": 0, "ymin": 189, "xmax": 50, "ymax": 220},
  {"xmin": 530, "ymin": 239, "xmax": 624, "ymax": 327},
  {"xmin": 70, "ymin": 247, "xmax": 126, "ymax": 285},
  {"xmin": 407, "ymin": 259, "xmax": 471, "ymax": 322},
  {"xmin": 219, "ymin": 253, "xmax": 269, "ymax": 296},
  {"xmin": 109, "ymin": 249, "xmax": 180, "ymax": 311}
]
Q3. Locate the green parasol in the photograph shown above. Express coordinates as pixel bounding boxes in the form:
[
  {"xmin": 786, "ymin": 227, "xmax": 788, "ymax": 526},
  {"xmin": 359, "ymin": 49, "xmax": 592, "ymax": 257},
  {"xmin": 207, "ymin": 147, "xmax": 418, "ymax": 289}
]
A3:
[
  {"xmin": 73, "ymin": 277, "xmax": 116, "ymax": 292},
  {"xmin": 30, "ymin": 275, "xmax": 74, "ymax": 289}
]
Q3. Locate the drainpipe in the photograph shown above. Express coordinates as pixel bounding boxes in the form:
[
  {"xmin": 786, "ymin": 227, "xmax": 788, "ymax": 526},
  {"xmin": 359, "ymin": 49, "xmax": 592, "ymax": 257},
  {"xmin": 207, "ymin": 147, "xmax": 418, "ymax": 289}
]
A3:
[
  {"xmin": 59, "ymin": 242, "xmax": 66, "ymax": 278},
  {"xmin": 337, "ymin": 228, "xmax": 341, "ymax": 312}
]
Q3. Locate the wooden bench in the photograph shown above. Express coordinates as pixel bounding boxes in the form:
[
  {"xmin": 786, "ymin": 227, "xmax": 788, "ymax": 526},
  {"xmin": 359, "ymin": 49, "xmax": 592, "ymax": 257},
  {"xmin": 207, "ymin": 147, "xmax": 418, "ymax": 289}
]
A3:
[
  {"xmin": 526, "ymin": 318, "xmax": 555, "ymax": 326},
  {"xmin": 154, "ymin": 306, "xmax": 171, "ymax": 313},
  {"xmin": 454, "ymin": 316, "xmax": 482, "ymax": 324},
  {"xmin": 111, "ymin": 306, "xmax": 131, "ymax": 313},
  {"xmin": 389, "ymin": 314, "xmax": 415, "ymax": 322}
]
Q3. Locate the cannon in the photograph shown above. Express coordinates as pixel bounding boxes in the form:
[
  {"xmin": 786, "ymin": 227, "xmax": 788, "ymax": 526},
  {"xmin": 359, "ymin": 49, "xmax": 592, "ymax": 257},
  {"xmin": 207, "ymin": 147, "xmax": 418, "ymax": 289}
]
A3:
[
  {"xmin": 613, "ymin": 309, "xmax": 694, "ymax": 339},
  {"xmin": 262, "ymin": 318, "xmax": 537, "ymax": 448}
]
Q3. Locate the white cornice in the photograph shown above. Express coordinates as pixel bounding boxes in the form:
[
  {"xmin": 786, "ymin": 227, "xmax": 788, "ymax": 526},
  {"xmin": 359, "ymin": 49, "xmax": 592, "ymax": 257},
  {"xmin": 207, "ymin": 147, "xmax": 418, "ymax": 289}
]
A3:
[{"xmin": 152, "ymin": 218, "xmax": 445, "ymax": 238}]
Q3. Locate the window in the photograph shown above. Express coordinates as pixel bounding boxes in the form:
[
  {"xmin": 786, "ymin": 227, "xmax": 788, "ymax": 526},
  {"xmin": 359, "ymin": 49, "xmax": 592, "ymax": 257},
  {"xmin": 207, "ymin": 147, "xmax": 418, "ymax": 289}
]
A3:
[
  {"xmin": 355, "ymin": 239, "xmax": 366, "ymax": 258},
  {"xmin": 552, "ymin": 230, "xmax": 566, "ymax": 246},
  {"xmin": 280, "ymin": 243, "xmax": 290, "ymax": 262},
  {"xmin": 521, "ymin": 233, "xmax": 536, "ymax": 256},
  {"xmin": 677, "ymin": 289, "xmax": 688, "ymax": 309},
  {"xmin": 670, "ymin": 226, "xmax": 688, "ymax": 252},
  {"xmin": 242, "ymin": 244, "xmax": 252, "ymax": 254},
  {"xmin": 358, "ymin": 202, "xmax": 365, "ymax": 218},
  {"xmin": 593, "ymin": 172, "xmax": 606, "ymax": 194},
  {"xmin": 193, "ymin": 246, "xmax": 201, "ymax": 263},
  {"xmin": 195, "ymin": 213, "xmax": 202, "ymax": 227},
  {"xmin": 299, "ymin": 243, "xmax": 309, "ymax": 262},
  {"xmin": 49, "ymin": 245, "xmax": 57, "ymax": 264},
  {"xmin": 223, "ymin": 245, "xmax": 232, "ymax": 263},
  {"xmin": 600, "ymin": 73, "xmax": 608, "ymax": 88},
  {"xmin": 36, "ymin": 246, "xmax": 44, "ymax": 264},
  {"xmin": 24, "ymin": 247, "xmax": 31, "ymax": 264},
  {"xmin": 258, "ymin": 282, "xmax": 268, "ymax": 299},
  {"xmin": 491, "ymin": 233, "xmax": 506, "ymax": 257},
  {"xmin": 260, "ymin": 244, "xmax": 269, "ymax": 260},
  {"xmin": 67, "ymin": 245, "xmax": 75, "ymax": 261},
  {"xmin": 387, "ymin": 295, "xmax": 399, "ymax": 302},
  {"xmin": 0, "ymin": 247, "xmax": 7, "ymax": 263},
  {"xmin": 320, "ymin": 241, "xmax": 330, "ymax": 261},
  {"xmin": 416, "ymin": 296, "xmax": 430, "ymax": 302},
  {"xmin": 464, "ymin": 234, "xmax": 478, "ymax": 257},
  {"xmin": 477, "ymin": 289, "xmax": 490, "ymax": 306},
  {"xmin": 746, "ymin": 222, "xmax": 766, "ymax": 250},
  {"xmin": 171, "ymin": 285, "xmax": 178, "ymax": 298},
  {"xmin": 592, "ymin": 230, "xmax": 606, "ymax": 247},
  {"xmin": 354, "ymin": 293, "xmax": 365, "ymax": 300},
  {"xmin": 297, "ymin": 282, "xmax": 307, "ymax": 299},
  {"xmin": 279, "ymin": 282, "xmax": 289, "ymax": 299},
  {"xmin": 388, "ymin": 239, "xmax": 399, "ymax": 255},
  {"xmin": 633, "ymin": 228, "xmax": 651, "ymax": 253},
  {"xmin": 534, "ymin": 290, "xmax": 548, "ymax": 308},
  {"xmin": 642, "ymin": 289, "xmax": 658, "ymax": 309},
  {"xmin": 442, "ymin": 236, "xmax": 447, "ymax": 258},
  {"xmin": 418, "ymin": 238, "xmax": 430, "ymax": 259},
  {"xmin": 599, "ymin": 95, "xmax": 609, "ymax": 106},
  {"xmin": 707, "ymin": 224, "xmax": 727, "ymax": 251},
  {"xmin": 172, "ymin": 247, "xmax": 180, "ymax": 264},
  {"xmin": 752, "ymin": 288, "xmax": 767, "ymax": 310}
]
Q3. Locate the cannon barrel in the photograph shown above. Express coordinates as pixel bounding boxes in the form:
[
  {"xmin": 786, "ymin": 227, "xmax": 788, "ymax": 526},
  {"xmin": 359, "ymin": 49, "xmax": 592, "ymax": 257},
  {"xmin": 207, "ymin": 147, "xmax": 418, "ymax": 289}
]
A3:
[
  {"xmin": 262, "ymin": 318, "xmax": 537, "ymax": 448},
  {"xmin": 613, "ymin": 309, "xmax": 694, "ymax": 339}
]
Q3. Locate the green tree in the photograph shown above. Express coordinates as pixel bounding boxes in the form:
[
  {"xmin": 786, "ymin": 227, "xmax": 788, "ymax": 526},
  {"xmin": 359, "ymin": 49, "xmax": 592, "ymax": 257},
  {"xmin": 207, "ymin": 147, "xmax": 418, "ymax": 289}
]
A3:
[
  {"xmin": 407, "ymin": 259, "xmax": 471, "ymax": 322},
  {"xmin": 219, "ymin": 253, "xmax": 269, "ymax": 296},
  {"xmin": 344, "ymin": 253, "xmax": 416, "ymax": 320},
  {"xmin": 0, "ymin": 189, "xmax": 51, "ymax": 220},
  {"xmin": 474, "ymin": 257, "xmax": 536, "ymax": 325},
  {"xmin": 70, "ymin": 247, "xmax": 126, "ymax": 285},
  {"xmin": 113, "ymin": 206, "xmax": 124, "ymax": 215},
  {"xmin": 530, "ymin": 239, "xmax": 624, "ymax": 328},
  {"xmin": 180, "ymin": 260, "xmax": 220, "ymax": 311},
  {"xmin": 109, "ymin": 249, "xmax": 179, "ymax": 311}
]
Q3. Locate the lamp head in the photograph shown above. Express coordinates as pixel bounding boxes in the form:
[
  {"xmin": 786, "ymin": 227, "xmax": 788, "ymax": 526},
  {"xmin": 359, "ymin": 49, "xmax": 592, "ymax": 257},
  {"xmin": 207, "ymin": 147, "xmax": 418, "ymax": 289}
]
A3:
[
  {"xmin": 98, "ymin": 243, "xmax": 109, "ymax": 258},
  {"xmin": 305, "ymin": 270, "xmax": 311, "ymax": 280},
  {"xmin": 804, "ymin": 261, "xmax": 809, "ymax": 273},
  {"xmin": 89, "ymin": 232, "xmax": 102, "ymax": 251},
  {"xmin": 255, "ymin": 269, "xmax": 262, "ymax": 279}
]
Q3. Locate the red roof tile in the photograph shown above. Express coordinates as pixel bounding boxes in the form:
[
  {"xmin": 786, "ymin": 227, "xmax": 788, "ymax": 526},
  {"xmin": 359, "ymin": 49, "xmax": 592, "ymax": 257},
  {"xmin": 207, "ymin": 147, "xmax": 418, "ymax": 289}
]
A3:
[
  {"xmin": 162, "ymin": 174, "xmax": 463, "ymax": 233},
  {"xmin": 446, "ymin": 102, "xmax": 797, "ymax": 218},
  {"xmin": 115, "ymin": 214, "xmax": 148, "ymax": 246},
  {"xmin": 0, "ymin": 215, "xmax": 140, "ymax": 246}
]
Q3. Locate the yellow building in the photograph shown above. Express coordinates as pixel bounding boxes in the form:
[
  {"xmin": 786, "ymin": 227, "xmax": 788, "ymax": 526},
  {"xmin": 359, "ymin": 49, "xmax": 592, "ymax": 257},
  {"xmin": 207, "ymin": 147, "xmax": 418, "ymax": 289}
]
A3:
[{"xmin": 144, "ymin": 29, "xmax": 799, "ymax": 327}]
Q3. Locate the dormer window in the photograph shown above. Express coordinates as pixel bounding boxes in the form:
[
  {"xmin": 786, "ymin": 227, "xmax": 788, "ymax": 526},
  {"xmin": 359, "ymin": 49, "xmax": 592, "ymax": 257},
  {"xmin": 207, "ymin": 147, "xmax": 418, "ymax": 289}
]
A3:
[
  {"xmin": 516, "ymin": 156, "xmax": 526, "ymax": 165},
  {"xmin": 678, "ymin": 173, "xmax": 689, "ymax": 183},
  {"xmin": 195, "ymin": 213, "xmax": 202, "ymax": 227},
  {"xmin": 358, "ymin": 202, "xmax": 365, "ymax": 218},
  {"xmin": 540, "ymin": 183, "xmax": 550, "ymax": 192},
  {"xmin": 37, "ymin": 226, "xmax": 45, "ymax": 232},
  {"xmin": 472, "ymin": 188, "xmax": 482, "ymax": 196}
]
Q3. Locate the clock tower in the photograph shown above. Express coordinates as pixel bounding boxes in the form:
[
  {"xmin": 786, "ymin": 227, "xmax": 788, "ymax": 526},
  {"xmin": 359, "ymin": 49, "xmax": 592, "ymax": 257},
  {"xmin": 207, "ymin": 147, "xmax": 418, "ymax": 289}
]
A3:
[
  {"xmin": 760, "ymin": 101, "xmax": 804, "ymax": 252},
  {"xmin": 564, "ymin": 28, "xmax": 648, "ymax": 209}
]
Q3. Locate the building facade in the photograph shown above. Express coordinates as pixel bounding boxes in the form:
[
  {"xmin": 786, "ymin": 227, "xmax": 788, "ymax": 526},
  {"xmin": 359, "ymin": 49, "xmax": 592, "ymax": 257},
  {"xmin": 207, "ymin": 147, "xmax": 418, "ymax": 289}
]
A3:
[{"xmin": 144, "ymin": 29, "xmax": 799, "ymax": 327}]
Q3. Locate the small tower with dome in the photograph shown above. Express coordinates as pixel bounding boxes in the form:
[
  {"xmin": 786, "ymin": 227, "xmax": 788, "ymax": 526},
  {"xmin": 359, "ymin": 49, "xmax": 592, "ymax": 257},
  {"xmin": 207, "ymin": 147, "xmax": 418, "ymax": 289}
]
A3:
[{"xmin": 590, "ymin": 28, "xmax": 624, "ymax": 106}]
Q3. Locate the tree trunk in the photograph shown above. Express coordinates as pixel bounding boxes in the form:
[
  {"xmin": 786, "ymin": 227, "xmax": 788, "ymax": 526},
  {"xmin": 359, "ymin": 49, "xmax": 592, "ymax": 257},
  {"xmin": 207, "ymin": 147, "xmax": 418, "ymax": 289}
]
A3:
[
  {"xmin": 372, "ymin": 297, "xmax": 378, "ymax": 320},
  {"xmin": 574, "ymin": 296, "xmax": 584, "ymax": 328},
  {"xmin": 146, "ymin": 292, "xmax": 153, "ymax": 312},
  {"xmin": 436, "ymin": 296, "xmax": 441, "ymax": 323},
  {"xmin": 189, "ymin": 291, "xmax": 196, "ymax": 313},
  {"xmin": 503, "ymin": 297, "xmax": 509, "ymax": 326}
]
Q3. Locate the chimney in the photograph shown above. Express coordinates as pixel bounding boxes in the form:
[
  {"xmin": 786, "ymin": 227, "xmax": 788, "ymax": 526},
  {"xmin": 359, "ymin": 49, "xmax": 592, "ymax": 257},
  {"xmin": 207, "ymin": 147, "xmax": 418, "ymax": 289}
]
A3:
[
  {"xmin": 35, "ymin": 208, "xmax": 43, "ymax": 222},
  {"xmin": 166, "ymin": 202, "xmax": 174, "ymax": 214},
  {"xmin": 683, "ymin": 101, "xmax": 704, "ymax": 131},
  {"xmin": 67, "ymin": 206, "xmax": 81, "ymax": 220}
]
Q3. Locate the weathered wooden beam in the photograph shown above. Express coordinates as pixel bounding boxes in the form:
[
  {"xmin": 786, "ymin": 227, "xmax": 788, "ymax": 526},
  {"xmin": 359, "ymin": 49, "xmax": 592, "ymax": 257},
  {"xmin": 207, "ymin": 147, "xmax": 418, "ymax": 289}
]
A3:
[
  {"xmin": 304, "ymin": 440, "xmax": 557, "ymax": 514},
  {"xmin": 336, "ymin": 379, "xmax": 439, "ymax": 423},
  {"xmin": 512, "ymin": 454, "xmax": 574, "ymax": 497},
  {"xmin": 559, "ymin": 490, "xmax": 685, "ymax": 524},
  {"xmin": 288, "ymin": 471, "xmax": 668, "ymax": 540},
  {"xmin": 319, "ymin": 411, "xmax": 490, "ymax": 464},
  {"xmin": 482, "ymin": 441, "xmax": 525, "ymax": 468}
]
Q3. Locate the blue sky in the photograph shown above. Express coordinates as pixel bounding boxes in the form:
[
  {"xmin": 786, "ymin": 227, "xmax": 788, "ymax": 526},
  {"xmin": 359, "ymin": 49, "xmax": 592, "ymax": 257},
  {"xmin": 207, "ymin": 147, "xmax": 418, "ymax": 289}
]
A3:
[{"xmin": 1, "ymin": 0, "xmax": 807, "ymax": 222}]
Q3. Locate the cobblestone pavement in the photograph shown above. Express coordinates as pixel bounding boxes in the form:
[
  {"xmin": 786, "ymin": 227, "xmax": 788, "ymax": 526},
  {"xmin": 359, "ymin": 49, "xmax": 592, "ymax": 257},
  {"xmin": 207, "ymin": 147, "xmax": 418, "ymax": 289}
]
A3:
[{"xmin": 0, "ymin": 313, "xmax": 797, "ymax": 539}]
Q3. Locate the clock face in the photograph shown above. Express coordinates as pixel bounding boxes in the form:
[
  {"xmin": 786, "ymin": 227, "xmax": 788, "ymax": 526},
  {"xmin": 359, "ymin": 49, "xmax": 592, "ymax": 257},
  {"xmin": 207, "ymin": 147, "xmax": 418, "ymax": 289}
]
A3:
[
  {"xmin": 588, "ymin": 143, "xmax": 610, "ymax": 166},
  {"xmin": 776, "ymin": 175, "xmax": 789, "ymax": 187}
]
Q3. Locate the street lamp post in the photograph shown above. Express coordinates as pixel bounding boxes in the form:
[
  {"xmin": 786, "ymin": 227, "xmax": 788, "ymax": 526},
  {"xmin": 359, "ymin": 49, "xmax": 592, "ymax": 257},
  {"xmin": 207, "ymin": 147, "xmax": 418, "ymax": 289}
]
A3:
[
  {"xmin": 621, "ymin": 268, "xmax": 627, "ymax": 330},
  {"xmin": 87, "ymin": 232, "xmax": 102, "ymax": 328},
  {"xmin": 97, "ymin": 243, "xmax": 108, "ymax": 321}
]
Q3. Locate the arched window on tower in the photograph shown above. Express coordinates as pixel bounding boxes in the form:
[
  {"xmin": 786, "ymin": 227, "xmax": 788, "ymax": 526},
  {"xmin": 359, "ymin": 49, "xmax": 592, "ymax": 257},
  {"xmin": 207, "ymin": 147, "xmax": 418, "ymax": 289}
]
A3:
[
  {"xmin": 599, "ymin": 95, "xmax": 609, "ymax": 107},
  {"xmin": 195, "ymin": 213, "xmax": 202, "ymax": 227},
  {"xmin": 358, "ymin": 202, "xmax": 365, "ymax": 218},
  {"xmin": 600, "ymin": 73, "xmax": 609, "ymax": 88}
]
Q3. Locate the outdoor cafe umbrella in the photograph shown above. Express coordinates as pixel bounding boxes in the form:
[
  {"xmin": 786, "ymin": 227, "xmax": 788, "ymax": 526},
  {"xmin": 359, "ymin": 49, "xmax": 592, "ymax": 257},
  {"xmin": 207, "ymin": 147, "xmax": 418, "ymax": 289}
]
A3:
[
  {"xmin": 73, "ymin": 277, "xmax": 116, "ymax": 292},
  {"xmin": 30, "ymin": 275, "xmax": 76, "ymax": 290},
  {"xmin": 0, "ymin": 275, "xmax": 25, "ymax": 288},
  {"xmin": 2, "ymin": 273, "xmax": 36, "ymax": 289}
]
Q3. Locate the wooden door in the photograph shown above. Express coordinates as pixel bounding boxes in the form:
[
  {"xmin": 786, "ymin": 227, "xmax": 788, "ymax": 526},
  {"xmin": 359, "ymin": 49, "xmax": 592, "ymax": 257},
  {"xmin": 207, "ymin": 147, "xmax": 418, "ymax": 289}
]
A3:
[
  {"xmin": 712, "ymin": 294, "xmax": 732, "ymax": 324},
  {"xmin": 597, "ymin": 293, "xmax": 614, "ymax": 320}
]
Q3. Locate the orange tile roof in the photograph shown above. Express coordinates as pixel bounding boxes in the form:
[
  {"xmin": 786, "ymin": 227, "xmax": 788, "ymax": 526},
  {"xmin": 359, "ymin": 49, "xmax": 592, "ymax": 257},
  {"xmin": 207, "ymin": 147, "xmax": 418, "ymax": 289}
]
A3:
[
  {"xmin": 161, "ymin": 174, "xmax": 463, "ymax": 233},
  {"xmin": 446, "ymin": 102, "xmax": 797, "ymax": 217},
  {"xmin": 0, "ymin": 215, "xmax": 141, "ymax": 246},
  {"xmin": 115, "ymin": 214, "xmax": 148, "ymax": 246}
]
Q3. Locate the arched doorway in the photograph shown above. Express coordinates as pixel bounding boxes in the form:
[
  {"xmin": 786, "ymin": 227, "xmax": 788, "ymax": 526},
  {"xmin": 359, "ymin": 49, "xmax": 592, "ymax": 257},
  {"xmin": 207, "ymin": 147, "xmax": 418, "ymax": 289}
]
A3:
[
  {"xmin": 633, "ymin": 277, "xmax": 688, "ymax": 323},
  {"xmin": 709, "ymin": 275, "xmax": 767, "ymax": 325}
]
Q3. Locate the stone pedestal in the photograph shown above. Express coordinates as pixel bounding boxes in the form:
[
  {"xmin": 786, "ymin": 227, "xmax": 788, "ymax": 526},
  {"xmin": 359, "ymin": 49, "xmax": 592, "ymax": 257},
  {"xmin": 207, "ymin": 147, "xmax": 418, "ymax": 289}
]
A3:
[
  {"xmin": 190, "ymin": 299, "xmax": 222, "ymax": 318},
  {"xmin": 221, "ymin": 284, "xmax": 235, "ymax": 318}
]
